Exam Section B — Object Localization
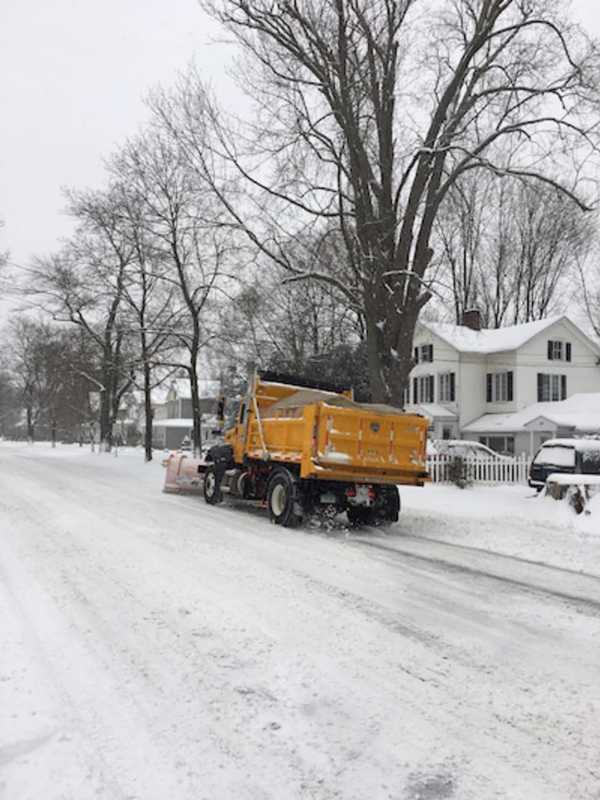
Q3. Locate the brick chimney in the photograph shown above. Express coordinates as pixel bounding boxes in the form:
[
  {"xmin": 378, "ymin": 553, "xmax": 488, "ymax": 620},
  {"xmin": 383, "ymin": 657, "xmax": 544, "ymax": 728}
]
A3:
[{"xmin": 462, "ymin": 308, "xmax": 482, "ymax": 331}]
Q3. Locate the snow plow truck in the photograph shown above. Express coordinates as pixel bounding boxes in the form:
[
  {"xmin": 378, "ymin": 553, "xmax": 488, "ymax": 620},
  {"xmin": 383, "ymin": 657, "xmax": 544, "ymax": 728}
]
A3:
[{"xmin": 163, "ymin": 371, "xmax": 429, "ymax": 527}]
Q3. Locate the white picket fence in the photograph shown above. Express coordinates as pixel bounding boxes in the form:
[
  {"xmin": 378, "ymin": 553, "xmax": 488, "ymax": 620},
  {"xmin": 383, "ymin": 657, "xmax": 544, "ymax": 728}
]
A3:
[{"xmin": 427, "ymin": 454, "xmax": 531, "ymax": 484}]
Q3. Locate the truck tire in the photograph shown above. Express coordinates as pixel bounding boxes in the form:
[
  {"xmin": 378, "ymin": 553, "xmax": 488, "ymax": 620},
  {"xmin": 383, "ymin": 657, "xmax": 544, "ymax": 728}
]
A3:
[
  {"xmin": 266, "ymin": 469, "xmax": 303, "ymax": 528},
  {"xmin": 379, "ymin": 485, "xmax": 400, "ymax": 523},
  {"xmin": 203, "ymin": 464, "xmax": 223, "ymax": 505}
]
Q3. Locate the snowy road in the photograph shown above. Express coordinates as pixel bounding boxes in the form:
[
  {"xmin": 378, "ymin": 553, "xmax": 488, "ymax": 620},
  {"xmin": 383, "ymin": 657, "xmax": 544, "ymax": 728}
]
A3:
[{"xmin": 1, "ymin": 444, "xmax": 600, "ymax": 800}]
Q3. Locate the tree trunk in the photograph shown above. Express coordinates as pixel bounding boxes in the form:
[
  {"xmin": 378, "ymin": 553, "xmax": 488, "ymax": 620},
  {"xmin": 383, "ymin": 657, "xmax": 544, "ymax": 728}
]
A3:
[
  {"xmin": 26, "ymin": 406, "xmax": 34, "ymax": 442},
  {"xmin": 143, "ymin": 363, "xmax": 153, "ymax": 462},
  {"xmin": 188, "ymin": 365, "xmax": 202, "ymax": 456},
  {"xmin": 99, "ymin": 387, "xmax": 111, "ymax": 451},
  {"xmin": 364, "ymin": 298, "xmax": 418, "ymax": 407},
  {"xmin": 365, "ymin": 317, "xmax": 388, "ymax": 404},
  {"xmin": 51, "ymin": 417, "xmax": 57, "ymax": 448}
]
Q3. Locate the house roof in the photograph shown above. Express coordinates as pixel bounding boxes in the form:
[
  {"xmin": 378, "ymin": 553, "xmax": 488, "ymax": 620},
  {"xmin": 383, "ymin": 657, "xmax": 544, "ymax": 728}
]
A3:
[
  {"xmin": 421, "ymin": 315, "xmax": 576, "ymax": 354},
  {"xmin": 463, "ymin": 393, "xmax": 600, "ymax": 434}
]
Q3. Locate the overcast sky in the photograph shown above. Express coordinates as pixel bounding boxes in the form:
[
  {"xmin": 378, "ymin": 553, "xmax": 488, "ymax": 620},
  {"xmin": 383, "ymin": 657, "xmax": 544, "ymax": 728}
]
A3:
[
  {"xmin": 0, "ymin": 0, "xmax": 236, "ymax": 272},
  {"xmin": 1, "ymin": 0, "xmax": 600, "ymax": 274}
]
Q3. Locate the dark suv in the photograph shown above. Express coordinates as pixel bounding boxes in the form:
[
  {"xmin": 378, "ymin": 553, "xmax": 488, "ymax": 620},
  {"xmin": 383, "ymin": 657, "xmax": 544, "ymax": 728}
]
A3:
[{"xmin": 529, "ymin": 438, "xmax": 600, "ymax": 490}]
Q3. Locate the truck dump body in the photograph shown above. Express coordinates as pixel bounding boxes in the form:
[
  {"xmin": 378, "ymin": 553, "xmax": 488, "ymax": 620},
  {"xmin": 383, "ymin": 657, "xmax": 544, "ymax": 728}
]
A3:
[{"xmin": 235, "ymin": 379, "xmax": 428, "ymax": 486}]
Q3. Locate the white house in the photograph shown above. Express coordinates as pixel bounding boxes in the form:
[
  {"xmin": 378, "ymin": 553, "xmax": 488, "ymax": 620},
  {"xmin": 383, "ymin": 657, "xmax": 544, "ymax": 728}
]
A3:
[
  {"xmin": 406, "ymin": 311, "xmax": 600, "ymax": 455},
  {"xmin": 151, "ymin": 378, "xmax": 220, "ymax": 450}
]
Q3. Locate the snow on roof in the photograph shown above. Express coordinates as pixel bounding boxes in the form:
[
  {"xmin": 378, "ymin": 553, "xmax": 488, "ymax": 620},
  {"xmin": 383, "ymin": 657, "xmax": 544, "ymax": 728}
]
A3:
[
  {"xmin": 463, "ymin": 393, "xmax": 600, "ymax": 434},
  {"xmin": 152, "ymin": 418, "xmax": 194, "ymax": 429},
  {"xmin": 421, "ymin": 316, "xmax": 565, "ymax": 354},
  {"xmin": 152, "ymin": 378, "xmax": 220, "ymax": 405},
  {"xmin": 541, "ymin": 438, "xmax": 600, "ymax": 451},
  {"xmin": 406, "ymin": 403, "xmax": 457, "ymax": 420}
]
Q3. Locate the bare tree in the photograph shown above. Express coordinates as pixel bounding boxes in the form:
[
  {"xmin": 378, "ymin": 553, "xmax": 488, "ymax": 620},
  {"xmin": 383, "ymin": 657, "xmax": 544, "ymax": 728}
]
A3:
[
  {"xmin": 115, "ymin": 130, "xmax": 228, "ymax": 454},
  {"xmin": 28, "ymin": 188, "xmax": 136, "ymax": 449},
  {"xmin": 0, "ymin": 218, "xmax": 10, "ymax": 296},
  {"xmin": 188, "ymin": 0, "xmax": 600, "ymax": 404},
  {"xmin": 576, "ymin": 231, "xmax": 600, "ymax": 339},
  {"xmin": 0, "ymin": 369, "xmax": 19, "ymax": 437},
  {"xmin": 435, "ymin": 172, "xmax": 491, "ymax": 324},
  {"xmin": 219, "ymin": 255, "xmax": 362, "ymax": 376},
  {"xmin": 7, "ymin": 318, "xmax": 48, "ymax": 441},
  {"xmin": 3, "ymin": 319, "xmax": 95, "ymax": 444},
  {"xmin": 104, "ymin": 162, "xmax": 182, "ymax": 461},
  {"xmin": 437, "ymin": 175, "xmax": 593, "ymax": 326},
  {"xmin": 509, "ymin": 184, "xmax": 593, "ymax": 323}
]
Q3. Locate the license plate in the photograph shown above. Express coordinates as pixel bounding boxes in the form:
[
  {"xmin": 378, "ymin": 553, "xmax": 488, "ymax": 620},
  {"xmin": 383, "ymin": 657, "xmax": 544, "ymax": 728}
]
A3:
[
  {"xmin": 355, "ymin": 485, "xmax": 370, "ymax": 503},
  {"xmin": 319, "ymin": 492, "xmax": 337, "ymax": 504}
]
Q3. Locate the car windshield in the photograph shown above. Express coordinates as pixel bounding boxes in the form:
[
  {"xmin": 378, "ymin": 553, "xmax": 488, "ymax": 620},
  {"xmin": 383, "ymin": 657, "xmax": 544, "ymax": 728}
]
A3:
[{"xmin": 533, "ymin": 446, "xmax": 575, "ymax": 467}]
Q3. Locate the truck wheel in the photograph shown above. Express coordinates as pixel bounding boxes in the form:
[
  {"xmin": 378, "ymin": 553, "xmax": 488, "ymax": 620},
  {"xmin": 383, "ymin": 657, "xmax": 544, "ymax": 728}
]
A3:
[
  {"xmin": 203, "ymin": 464, "xmax": 223, "ymax": 505},
  {"xmin": 267, "ymin": 469, "xmax": 303, "ymax": 528},
  {"xmin": 379, "ymin": 485, "xmax": 400, "ymax": 523}
]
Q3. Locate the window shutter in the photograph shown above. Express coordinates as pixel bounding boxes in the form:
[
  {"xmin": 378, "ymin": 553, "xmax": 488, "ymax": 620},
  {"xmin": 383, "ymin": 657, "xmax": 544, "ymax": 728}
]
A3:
[
  {"xmin": 427, "ymin": 344, "xmax": 434, "ymax": 362},
  {"xmin": 450, "ymin": 372, "xmax": 456, "ymax": 402},
  {"xmin": 507, "ymin": 371, "xmax": 513, "ymax": 402},
  {"xmin": 537, "ymin": 373, "xmax": 544, "ymax": 402},
  {"xmin": 428, "ymin": 375, "xmax": 435, "ymax": 403},
  {"xmin": 486, "ymin": 374, "xmax": 492, "ymax": 402},
  {"xmin": 561, "ymin": 374, "xmax": 567, "ymax": 401},
  {"xmin": 414, "ymin": 346, "xmax": 419, "ymax": 364},
  {"xmin": 566, "ymin": 342, "xmax": 572, "ymax": 362},
  {"xmin": 547, "ymin": 341, "xmax": 553, "ymax": 360},
  {"xmin": 413, "ymin": 377, "xmax": 418, "ymax": 404}
]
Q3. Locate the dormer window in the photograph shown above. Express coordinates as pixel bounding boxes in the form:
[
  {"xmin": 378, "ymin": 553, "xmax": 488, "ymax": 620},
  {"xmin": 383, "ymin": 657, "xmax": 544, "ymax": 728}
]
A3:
[
  {"xmin": 547, "ymin": 340, "xmax": 571, "ymax": 362},
  {"xmin": 414, "ymin": 344, "xmax": 434, "ymax": 364}
]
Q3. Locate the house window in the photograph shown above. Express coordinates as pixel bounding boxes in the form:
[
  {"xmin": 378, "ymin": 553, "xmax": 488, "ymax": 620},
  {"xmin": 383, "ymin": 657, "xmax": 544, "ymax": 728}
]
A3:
[
  {"xmin": 537, "ymin": 373, "xmax": 567, "ymax": 402},
  {"xmin": 414, "ymin": 344, "xmax": 434, "ymax": 364},
  {"xmin": 547, "ymin": 340, "xmax": 571, "ymax": 362},
  {"xmin": 479, "ymin": 436, "xmax": 515, "ymax": 455},
  {"xmin": 486, "ymin": 371, "xmax": 513, "ymax": 403},
  {"xmin": 438, "ymin": 372, "xmax": 456, "ymax": 402},
  {"xmin": 413, "ymin": 375, "xmax": 434, "ymax": 403}
]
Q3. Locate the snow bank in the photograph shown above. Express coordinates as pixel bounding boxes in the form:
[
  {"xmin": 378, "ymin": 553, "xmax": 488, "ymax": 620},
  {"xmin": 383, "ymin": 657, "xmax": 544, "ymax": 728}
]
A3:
[{"xmin": 398, "ymin": 483, "xmax": 600, "ymax": 575}]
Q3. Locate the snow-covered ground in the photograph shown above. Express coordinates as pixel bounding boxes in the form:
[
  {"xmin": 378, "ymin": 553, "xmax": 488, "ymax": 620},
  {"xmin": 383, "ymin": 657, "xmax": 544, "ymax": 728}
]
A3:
[{"xmin": 1, "ymin": 442, "xmax": 600, "ymax": 800}]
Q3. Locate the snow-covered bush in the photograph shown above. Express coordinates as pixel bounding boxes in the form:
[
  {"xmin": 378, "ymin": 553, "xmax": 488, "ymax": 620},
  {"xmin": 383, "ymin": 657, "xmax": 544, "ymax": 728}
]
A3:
[{"xmin": 448, "ymin": 455, "xmax": 473, "ymax": 489}]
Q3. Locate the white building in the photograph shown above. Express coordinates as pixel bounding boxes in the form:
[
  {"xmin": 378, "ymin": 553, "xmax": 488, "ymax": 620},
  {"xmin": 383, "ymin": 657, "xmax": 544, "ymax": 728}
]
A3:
[
  {"xmin": 406, "ymin": 312, "xmax": 600, "ymax": 455},
  {"xmin": 151, "ymin": 378, "xmax": 220, "ymax": 450}
]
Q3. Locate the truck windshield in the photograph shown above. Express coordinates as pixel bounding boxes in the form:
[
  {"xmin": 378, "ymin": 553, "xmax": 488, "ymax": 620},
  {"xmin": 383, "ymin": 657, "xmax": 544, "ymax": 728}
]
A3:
[{"xmin": 223, "ymin": 399, "xmax": 239, "ymax": 431}]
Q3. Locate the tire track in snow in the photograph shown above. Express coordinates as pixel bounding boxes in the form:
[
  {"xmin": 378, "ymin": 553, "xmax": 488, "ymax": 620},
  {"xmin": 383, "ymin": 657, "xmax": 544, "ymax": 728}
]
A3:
[{"xmin": 350, "ymin": 536, "xmax": 600, "ymax": 611}]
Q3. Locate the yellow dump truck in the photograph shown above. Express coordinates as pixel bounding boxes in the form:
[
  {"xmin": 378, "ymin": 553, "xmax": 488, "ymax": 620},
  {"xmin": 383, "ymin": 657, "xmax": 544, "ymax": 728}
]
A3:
[{"xmin": 201, "ymin": 371, "xmax": 428, "ymax": 527}]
